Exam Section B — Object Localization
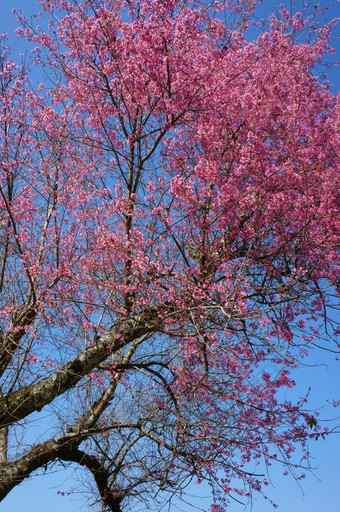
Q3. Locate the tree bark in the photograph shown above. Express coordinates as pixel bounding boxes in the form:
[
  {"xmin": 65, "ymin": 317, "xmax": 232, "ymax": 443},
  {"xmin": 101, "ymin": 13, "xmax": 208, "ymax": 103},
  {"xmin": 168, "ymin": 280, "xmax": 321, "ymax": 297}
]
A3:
[
  {"xmin": 0, "ymin": 435, "xmax": 122, "ymax": 511},
  {"xmin": 0, "ymin": 436, "xmax": 70, "ymax": 500},
  {"xmin": 61, "ymin": 447, "xmax": 123, "ymax": 512},
  {"xmin": 0, "ymin": 306, "xmax": 36, "ymax": 378},
  {"xmin": 0, "ymin": 309, "xmax": 159, "ymax": 428}
]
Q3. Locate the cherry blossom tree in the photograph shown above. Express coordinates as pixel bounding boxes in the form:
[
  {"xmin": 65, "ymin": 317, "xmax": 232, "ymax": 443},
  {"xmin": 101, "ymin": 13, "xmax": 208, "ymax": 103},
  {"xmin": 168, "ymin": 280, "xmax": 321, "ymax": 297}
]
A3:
[{"xmin": 0, "ymin": 0, "xmax": 339, "ymax": 510}]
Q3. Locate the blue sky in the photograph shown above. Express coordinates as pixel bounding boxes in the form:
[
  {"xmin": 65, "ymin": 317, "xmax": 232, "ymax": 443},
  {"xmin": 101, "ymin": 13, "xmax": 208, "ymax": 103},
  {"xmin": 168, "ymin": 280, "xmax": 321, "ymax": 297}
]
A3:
[{"xmin": 0, "ymin": 1, "xmax": 339, "ymax": 511}]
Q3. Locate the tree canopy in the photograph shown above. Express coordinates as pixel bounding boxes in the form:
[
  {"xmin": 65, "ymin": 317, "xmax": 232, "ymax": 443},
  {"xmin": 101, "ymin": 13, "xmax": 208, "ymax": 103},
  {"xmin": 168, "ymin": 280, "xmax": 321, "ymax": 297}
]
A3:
[{"xmin": 0, "ymin": 1, "xmax": 339, "ymax": 510}]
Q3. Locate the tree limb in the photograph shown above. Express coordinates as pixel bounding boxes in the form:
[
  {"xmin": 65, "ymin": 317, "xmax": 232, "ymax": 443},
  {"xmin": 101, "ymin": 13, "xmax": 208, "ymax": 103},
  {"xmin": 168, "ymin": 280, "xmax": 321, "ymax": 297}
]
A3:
[{"xmin": 0, "ymin": 309, "xmax": 159, "ymax": 428}]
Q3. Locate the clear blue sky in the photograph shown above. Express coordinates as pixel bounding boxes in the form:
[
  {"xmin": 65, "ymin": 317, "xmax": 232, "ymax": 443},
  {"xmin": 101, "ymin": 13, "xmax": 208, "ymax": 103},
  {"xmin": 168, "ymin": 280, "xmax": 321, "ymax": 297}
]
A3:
[{"xmin": 0, "ymin": 1, "xmax": 339, "ymax": 511}]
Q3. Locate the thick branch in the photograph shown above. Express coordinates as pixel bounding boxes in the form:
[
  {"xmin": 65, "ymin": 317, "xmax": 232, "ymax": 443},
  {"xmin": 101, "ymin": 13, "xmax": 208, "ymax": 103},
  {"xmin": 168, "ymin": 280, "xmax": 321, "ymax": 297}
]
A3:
[
  {"xmin": 60, "ymin": 447, "xmax": 123, "ymax": 512},
  {"xmin": 0, "ymin": 306, "xmax": 36, "ymax": 378},
  {"xmin": 0, "ymin": 435, "xmax": 72, "ymax": 500},
  {"xmin": 0, "ymin": 391, "xmax": 8, "ymax": 464},
  {"xmin": 0, "ymin": 309, "xmax": 159, "ymax": 428},
  {"xmin": 0, "ymin": 433, "xmax": 122, "ymax": 511}
]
